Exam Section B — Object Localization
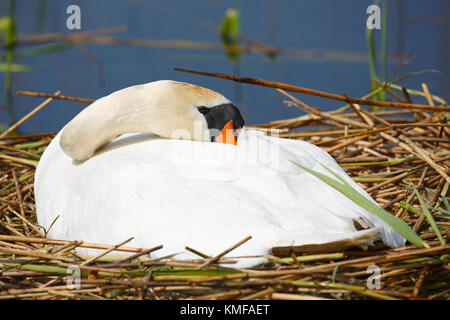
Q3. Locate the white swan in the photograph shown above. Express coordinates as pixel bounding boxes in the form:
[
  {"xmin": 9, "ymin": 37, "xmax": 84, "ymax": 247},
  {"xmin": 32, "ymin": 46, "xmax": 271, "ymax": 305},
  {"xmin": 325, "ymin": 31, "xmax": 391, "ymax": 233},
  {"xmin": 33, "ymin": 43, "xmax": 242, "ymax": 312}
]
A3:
[{"xmin": 35, "ymin": 80, "xmax": 405, "ymax": 267}]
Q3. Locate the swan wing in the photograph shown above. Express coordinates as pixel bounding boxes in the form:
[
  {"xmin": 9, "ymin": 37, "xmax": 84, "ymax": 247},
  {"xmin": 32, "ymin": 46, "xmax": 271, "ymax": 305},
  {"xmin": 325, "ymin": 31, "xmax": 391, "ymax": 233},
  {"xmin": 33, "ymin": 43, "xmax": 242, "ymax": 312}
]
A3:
[{"xmin": 35, "ymin": 129, "xmax": 405, "ymax": 268}]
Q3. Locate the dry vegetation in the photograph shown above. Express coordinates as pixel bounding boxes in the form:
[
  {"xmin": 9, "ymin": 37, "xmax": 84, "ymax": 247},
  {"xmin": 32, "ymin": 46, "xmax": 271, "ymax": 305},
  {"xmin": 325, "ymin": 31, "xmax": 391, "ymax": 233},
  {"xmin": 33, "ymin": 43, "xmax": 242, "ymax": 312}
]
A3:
[{"xmin": 0, "ymin": 76, "xmax": 449, "ymax": 300}]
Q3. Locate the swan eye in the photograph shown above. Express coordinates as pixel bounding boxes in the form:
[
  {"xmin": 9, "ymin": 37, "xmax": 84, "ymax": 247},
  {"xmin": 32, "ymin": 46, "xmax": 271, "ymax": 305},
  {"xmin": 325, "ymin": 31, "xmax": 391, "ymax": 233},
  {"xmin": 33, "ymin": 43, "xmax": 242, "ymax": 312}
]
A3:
[{"xmin": 197, "ymin": 106, "xmax": 209, "ymax": 115}]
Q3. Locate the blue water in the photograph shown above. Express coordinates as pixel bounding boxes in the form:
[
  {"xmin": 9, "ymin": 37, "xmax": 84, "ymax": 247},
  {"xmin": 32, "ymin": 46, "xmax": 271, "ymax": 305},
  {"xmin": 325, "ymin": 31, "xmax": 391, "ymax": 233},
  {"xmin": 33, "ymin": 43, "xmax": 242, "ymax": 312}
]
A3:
[{"xmin": 1, "ymin": 0, "xmax": 449, "ymax": 134}]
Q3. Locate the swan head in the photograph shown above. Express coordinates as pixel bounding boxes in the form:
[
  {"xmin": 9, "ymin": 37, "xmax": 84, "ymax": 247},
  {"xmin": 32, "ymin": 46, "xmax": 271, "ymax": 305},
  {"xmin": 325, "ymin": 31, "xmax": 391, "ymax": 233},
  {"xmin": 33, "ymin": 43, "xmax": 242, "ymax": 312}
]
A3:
[
  {"xmin": 156, "ymin": 81, "xmax": 245, "ymax": 145},
  {"xmin": 59, "ymin": 80, "xmax": 245, "ymax": 161}
]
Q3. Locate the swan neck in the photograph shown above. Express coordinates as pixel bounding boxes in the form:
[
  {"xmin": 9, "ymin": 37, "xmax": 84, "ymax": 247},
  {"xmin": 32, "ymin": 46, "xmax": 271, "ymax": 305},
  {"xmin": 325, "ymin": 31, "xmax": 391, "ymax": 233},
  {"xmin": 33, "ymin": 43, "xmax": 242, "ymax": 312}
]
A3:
[{"xmin": 59, "ymin": 94, "xmax": 153, "ymax": 161}]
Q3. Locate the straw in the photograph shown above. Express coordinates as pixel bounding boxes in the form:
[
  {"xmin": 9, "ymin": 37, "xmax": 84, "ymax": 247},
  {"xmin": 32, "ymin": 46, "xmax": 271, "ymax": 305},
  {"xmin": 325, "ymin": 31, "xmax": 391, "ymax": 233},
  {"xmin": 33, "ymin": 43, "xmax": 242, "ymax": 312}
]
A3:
[{"xmin": 1, "ymin": 79, "xmax": 449, "ymax": 300}]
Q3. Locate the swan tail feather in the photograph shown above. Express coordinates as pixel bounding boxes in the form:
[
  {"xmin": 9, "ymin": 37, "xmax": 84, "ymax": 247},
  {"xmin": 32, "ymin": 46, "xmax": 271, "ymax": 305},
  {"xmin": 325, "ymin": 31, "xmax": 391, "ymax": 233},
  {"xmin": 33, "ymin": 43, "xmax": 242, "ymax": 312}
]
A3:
[{"xmin": 271, "ymin": 228, "xmax": 382, "ymax": 256}]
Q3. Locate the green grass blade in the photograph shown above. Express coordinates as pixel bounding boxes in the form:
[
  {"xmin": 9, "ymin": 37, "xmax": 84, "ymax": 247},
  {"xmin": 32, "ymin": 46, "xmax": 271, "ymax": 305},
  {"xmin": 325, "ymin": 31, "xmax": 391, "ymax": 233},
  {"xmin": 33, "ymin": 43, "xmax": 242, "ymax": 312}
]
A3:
[
  {"xmin": 0, "ymin": 172, "xmax": 35, "ymax": 195},
  {"xmin": 442, "ymin": 196, "xmax": 450, "ymax": 211},
  {"xmin": 432, "ymin": 207, "xmax": 450, "ymax": 216},
  {"xmin": 386, "ymin": 54, "xmax": 415, "ymax": 83},
  {"xmin": 380, "ymin": 0, "xmax": 387, "ymax": 85},
  {"xmin": 384, "ymin": 82, "xmax": 448, "ymax": 105},
  {"xmin": 411, "ymin": 184, "xmax": 446, "ymax": 245},
  {"xmin": 12, "ymin": 42, "xmax": 72, "ymax": 60},
  {"xmin": 391, "ymin": 69, "xmax": 442, "ymax": 84},
  {"xmin": 366, "ymin": 17, "xmax": 378, "ymax": 84},
  {"xmin": 220, "ymin": 8, "xmax": 241, "ymax": 62},
  {"xmin": 399, "ymin": 201, "xmax": 422, "ymax": 217},
  {"xmin": 365, "ymin": 0, "xmax": 385, "ymax": 108},
  {"xmin": 290, "ymin": 160, "xmax": 427, "ymax": 248},
  {"xmin": 340, "ymin": 156, "xmax": 415, "ymax": 167},
  {"xmin": 2, "ymin": 2, "xmax": 18, "ymax": 125},
  {"xmin": 0, "ymin": 63, "xmax": 32, "ymax": 72},
  {"xmin": 17, "ymin": 140, "xmax": 50, "ymax": 149}
]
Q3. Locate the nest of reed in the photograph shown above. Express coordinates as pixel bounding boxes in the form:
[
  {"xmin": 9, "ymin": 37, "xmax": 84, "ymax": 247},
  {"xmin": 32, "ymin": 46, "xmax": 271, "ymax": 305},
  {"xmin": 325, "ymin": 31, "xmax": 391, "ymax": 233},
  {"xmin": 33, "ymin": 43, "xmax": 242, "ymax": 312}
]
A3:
[{"xmin": 0, "ymin": 78, "xmax": 449, "ymax": 300}]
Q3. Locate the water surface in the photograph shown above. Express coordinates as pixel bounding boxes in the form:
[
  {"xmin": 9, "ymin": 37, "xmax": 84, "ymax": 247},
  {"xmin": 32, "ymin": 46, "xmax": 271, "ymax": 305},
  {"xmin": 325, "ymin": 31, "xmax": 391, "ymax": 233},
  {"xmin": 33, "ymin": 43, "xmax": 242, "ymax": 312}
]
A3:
[{"xmin": 1, "ymin": 0, "xmax": 448, "ymax": 133}]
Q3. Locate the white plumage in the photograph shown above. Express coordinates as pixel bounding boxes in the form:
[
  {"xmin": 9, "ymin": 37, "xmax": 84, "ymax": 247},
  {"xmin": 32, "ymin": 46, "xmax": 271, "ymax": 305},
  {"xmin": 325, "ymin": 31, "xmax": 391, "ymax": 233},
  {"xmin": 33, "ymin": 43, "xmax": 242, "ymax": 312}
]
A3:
[{"xmin": 35, "ymin": 81, "xmax": 405, "ymax": 268}]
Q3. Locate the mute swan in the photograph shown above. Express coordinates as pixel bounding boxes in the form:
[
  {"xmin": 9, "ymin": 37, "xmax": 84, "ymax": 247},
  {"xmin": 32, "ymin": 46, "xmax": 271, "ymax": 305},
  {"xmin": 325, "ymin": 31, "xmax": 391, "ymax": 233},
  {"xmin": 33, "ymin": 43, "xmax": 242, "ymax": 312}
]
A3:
[{"xmin": 35, "ymin": 80, "xmax": 405, "ymax": 267}]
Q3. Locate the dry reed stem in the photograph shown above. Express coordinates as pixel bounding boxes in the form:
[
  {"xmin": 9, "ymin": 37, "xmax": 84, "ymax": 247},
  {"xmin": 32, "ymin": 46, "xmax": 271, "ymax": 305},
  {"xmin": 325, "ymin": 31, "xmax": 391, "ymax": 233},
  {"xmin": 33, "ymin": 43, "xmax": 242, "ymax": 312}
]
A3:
[
  {"xmin": 195, "ymin": 236, "xmax": 252, "ymax": 270},
  {"xmin": 80, "ymin": 237, "xmax": 135, "ymax": 266},
  {"xmin": 16, "ymin": 91, "xmax": 95, "ymax": 104},
  {"xmin": 400, "ymin": 135, "xmax": 450, "ymax": 184},
  {"xmin": 0, "ymin": 235, "xmax": 147, "ymax": 253},
  {"xmin": 0, "ymin": 92, "xmax": 61, "ymax": 139},
  {"xmin": 174, "ymin": 68, "xmax": 449, "ymax": 111}
]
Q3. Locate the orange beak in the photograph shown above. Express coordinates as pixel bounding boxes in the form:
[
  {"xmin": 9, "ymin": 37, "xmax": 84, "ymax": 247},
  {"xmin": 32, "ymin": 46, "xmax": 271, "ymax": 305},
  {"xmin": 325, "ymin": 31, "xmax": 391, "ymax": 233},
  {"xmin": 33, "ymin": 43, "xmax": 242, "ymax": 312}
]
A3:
[{"xmin": 216, "ymin": 120, "xmax": 237, "ymax": 146}]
